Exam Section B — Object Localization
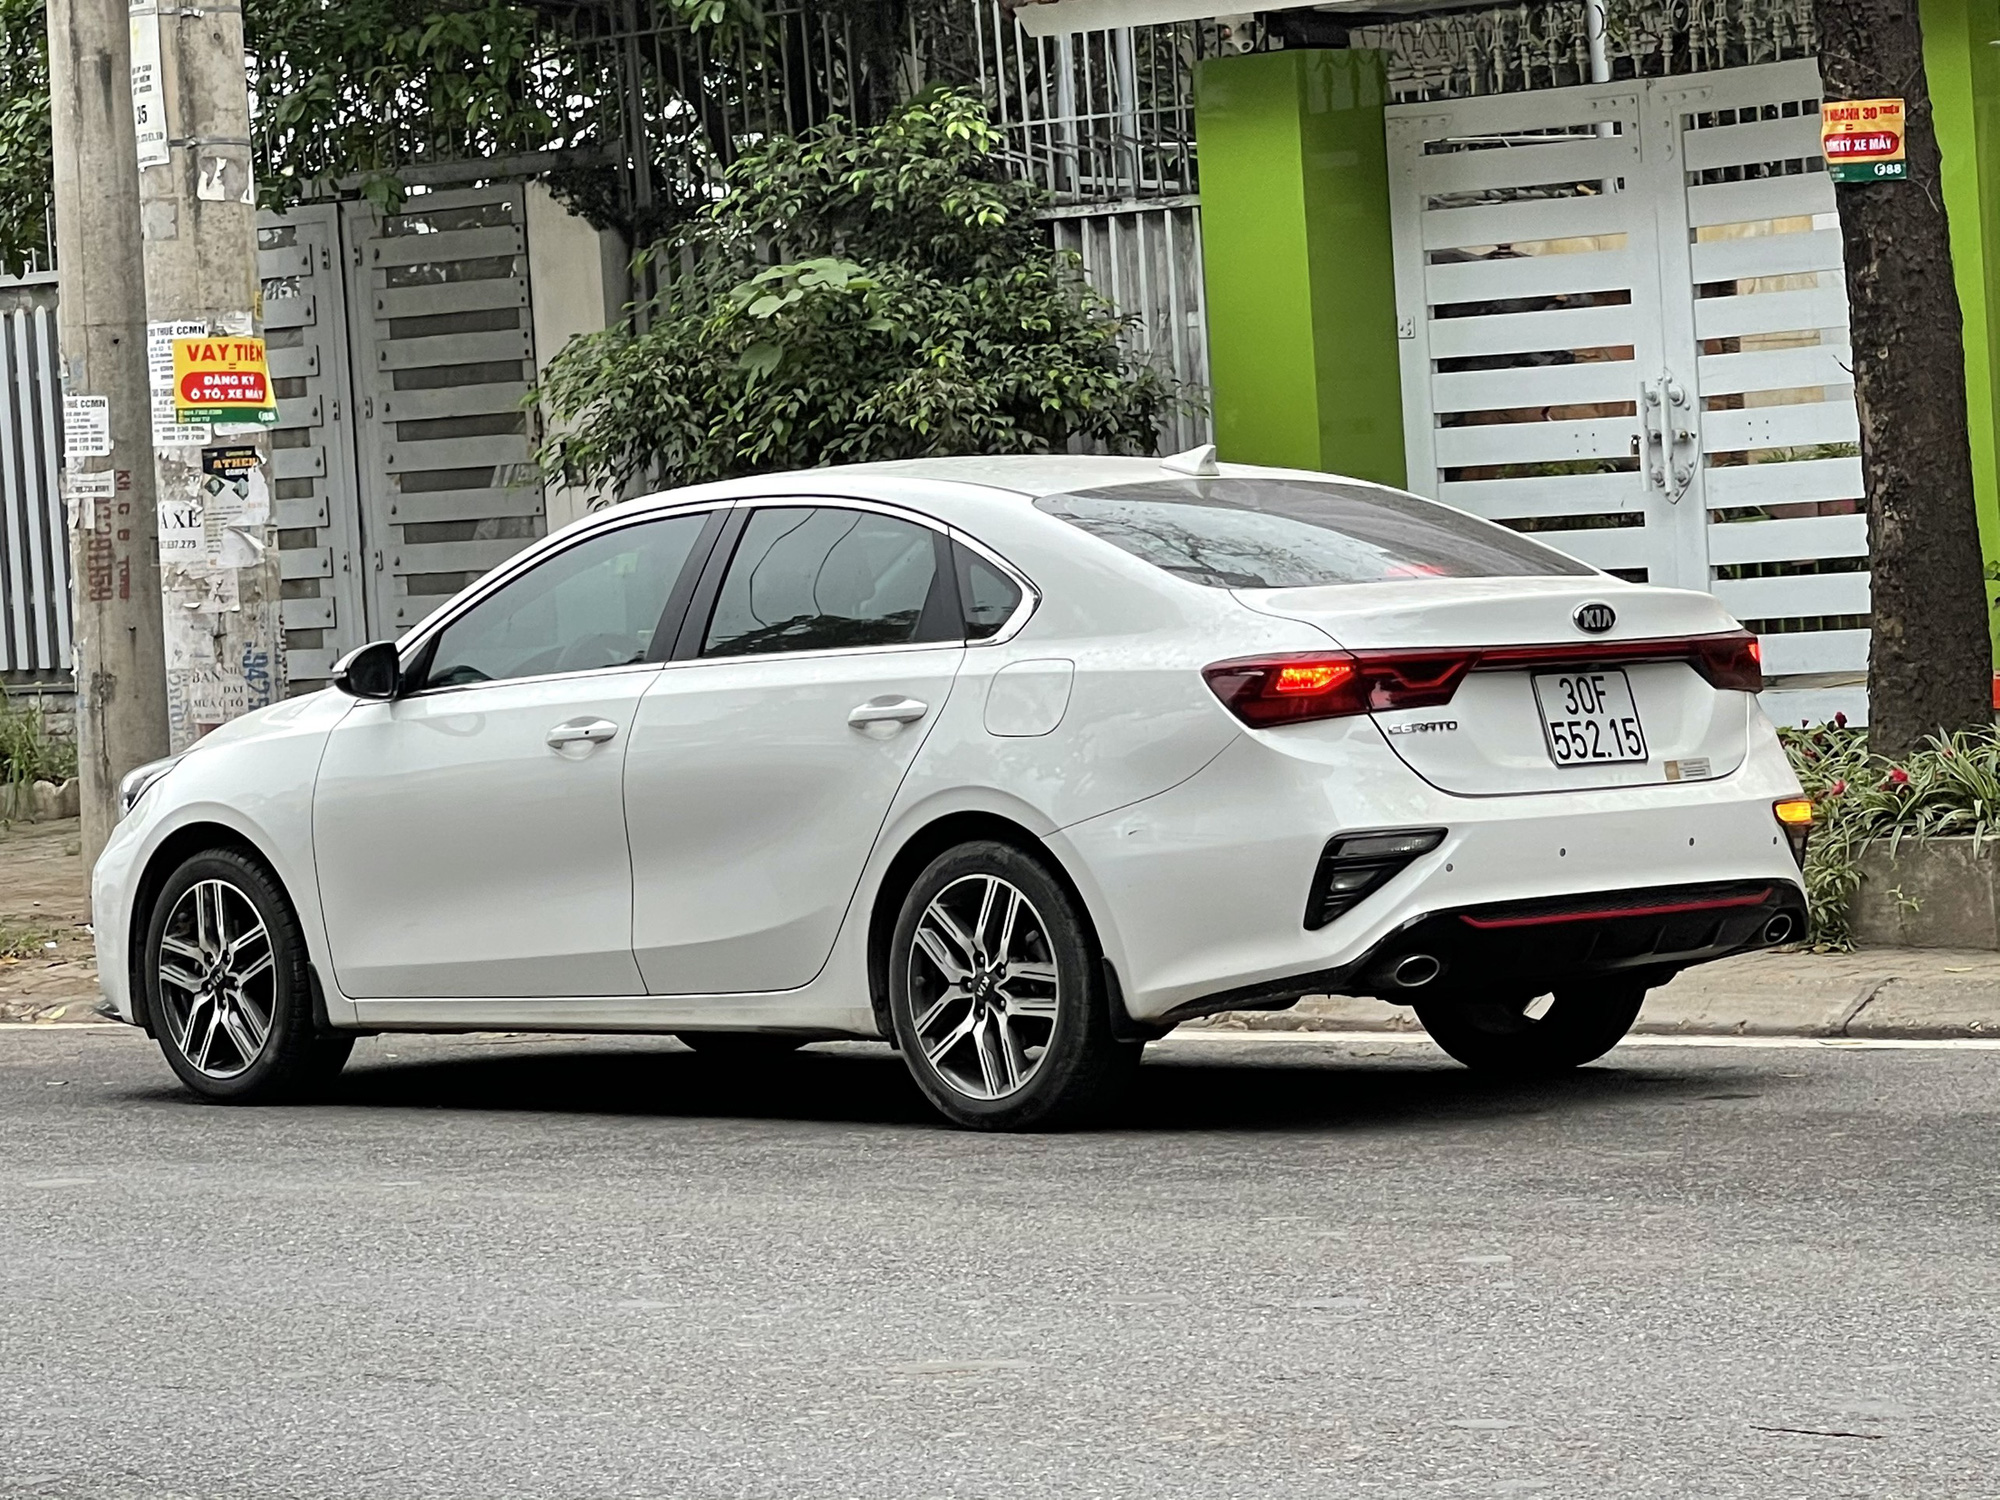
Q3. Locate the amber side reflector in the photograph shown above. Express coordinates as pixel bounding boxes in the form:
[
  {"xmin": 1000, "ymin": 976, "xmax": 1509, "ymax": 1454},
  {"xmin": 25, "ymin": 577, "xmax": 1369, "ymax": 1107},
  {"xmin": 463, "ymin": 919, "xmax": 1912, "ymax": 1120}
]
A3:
[{"xmin": 1774, "ymin": 798, "xmax": 1813, "ymax": 870}]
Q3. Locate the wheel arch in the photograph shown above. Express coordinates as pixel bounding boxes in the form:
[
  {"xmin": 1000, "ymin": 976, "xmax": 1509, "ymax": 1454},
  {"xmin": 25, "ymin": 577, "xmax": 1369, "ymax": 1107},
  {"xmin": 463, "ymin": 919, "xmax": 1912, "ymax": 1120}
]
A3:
[
  {"xmin": 125, "ymin": 820, "xmax": 296, "ymax": 1036},
  {"xmin": 864, "ymin": 809, "xmax": 1131, "ymax": 1040}
]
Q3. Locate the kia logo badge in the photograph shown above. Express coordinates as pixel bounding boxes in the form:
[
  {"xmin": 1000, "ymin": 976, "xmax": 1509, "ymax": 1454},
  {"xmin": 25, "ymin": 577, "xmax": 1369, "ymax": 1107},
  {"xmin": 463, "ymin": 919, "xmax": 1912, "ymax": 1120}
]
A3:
[{"xmin": 1573, "ymin": 602, "xmax": 1616, "ymax": 634}]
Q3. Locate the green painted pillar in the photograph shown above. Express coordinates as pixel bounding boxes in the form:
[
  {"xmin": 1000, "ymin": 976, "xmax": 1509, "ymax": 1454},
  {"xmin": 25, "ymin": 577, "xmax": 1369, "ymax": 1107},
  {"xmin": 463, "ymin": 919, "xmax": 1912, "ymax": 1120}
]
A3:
[
  {"xmin": 1193, "ymin": 49, "xmax": 1405, "ymax": 487},
  {"xmin": 1921, "ymin": 0, "xmax": 2000, "ymax": 659}
]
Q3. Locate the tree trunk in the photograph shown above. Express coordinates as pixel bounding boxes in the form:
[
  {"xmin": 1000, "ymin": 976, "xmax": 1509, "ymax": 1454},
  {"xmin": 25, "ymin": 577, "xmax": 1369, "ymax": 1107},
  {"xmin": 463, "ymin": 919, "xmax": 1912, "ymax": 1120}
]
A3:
[{"xmin": 1815, "ymin": 0, "xmax": 1991, "ymax": 758}]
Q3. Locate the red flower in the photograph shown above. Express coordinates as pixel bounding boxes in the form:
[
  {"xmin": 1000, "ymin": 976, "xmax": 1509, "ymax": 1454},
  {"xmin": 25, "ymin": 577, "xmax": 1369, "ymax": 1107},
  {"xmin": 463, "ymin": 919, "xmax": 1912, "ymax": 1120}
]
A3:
[
  {"xmin": 1834, "ymin": 711, "xmax": 1849, "ymax": 729},
  {"xmin": 1888, "ymin": 767, "xmax": 1910, "ymax": 786},
  {"xmin": 1830, "ymin": 779, "xmax": 1848, "ymax": 796}
]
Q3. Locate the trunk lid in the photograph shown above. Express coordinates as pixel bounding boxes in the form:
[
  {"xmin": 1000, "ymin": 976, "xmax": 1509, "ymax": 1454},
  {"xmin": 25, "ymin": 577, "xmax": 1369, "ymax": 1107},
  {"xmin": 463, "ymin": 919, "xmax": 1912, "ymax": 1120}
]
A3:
[{"xmin": 1233, "ymin": 578, "xmax": 1754, "ymax": 796}]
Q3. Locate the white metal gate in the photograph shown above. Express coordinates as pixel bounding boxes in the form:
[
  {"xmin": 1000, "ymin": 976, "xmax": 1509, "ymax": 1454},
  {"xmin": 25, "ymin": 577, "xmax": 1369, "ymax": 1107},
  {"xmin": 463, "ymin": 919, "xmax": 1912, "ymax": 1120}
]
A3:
[
  {"xmin": 259, "ymin": 184, "xmax": 546, "ymax": 692},
  {"xmin": 1387, "ymin": 58, "xmax": 1865, "ymax": 725},
  {"xmin": 343, "ymin": 185, "xmax": 543, "ymax": 641},
  {"xmin": 260, "ymin": 205, "xmax": 366, "ymax": 690},
  {"xmin": 0, "ymin": 295, "xmax": 70, "ymax": 676}
]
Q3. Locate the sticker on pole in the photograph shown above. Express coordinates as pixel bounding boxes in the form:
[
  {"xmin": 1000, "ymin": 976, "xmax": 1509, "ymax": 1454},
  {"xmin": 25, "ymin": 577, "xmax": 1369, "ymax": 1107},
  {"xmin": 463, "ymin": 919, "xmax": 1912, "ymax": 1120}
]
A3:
[
  {"xmin": 171, "ymin": 337, "xmax": 278, "ymax": 426},
  {"xmin": 1822, "ymin": 98, "xmax": 1906, "ymax": 183}
]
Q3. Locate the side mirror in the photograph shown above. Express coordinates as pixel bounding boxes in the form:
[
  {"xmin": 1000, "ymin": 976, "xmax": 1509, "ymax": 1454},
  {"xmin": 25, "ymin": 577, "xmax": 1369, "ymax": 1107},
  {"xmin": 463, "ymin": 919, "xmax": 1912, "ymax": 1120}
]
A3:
[{"xmin": 331, "ymin": 640, "xmax": 403, "ymax": 700}]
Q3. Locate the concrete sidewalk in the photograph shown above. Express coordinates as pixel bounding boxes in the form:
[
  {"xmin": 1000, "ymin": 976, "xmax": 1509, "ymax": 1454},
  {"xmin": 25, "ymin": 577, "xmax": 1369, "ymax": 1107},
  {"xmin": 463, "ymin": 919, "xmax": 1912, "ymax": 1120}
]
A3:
[
  {"xmin": 7, "ymin": 815, "xmax": 2000, "ymax": 1037},
  {"xmin": 1190, "ymin": 945, "xmax": 2000, "ymax": 1039}
]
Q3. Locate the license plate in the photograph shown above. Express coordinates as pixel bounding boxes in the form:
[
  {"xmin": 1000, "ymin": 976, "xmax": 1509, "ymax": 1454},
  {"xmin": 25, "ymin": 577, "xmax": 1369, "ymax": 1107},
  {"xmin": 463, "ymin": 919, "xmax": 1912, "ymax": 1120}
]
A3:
[{"xmin": 1533, "ymin": 669, "xmax": 1648, "ymax": 766}]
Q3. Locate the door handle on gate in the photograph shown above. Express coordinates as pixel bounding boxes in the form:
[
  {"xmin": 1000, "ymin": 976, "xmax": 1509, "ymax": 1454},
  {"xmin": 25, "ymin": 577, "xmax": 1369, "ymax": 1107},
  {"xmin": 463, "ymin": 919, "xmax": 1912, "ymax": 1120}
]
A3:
[
  {"xmin": 547, "ymin": 717, "xmax": 619, "ymax": 747},
  {"xmin": 848, "ymin": 697, "xmax": 929, "ymax": 728}
]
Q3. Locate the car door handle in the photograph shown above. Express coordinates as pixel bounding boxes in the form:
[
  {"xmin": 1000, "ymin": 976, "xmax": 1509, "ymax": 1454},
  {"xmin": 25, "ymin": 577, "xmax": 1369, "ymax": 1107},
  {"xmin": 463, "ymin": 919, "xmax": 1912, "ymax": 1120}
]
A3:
[
  {"xmin": 546, "ymin": 717, "xmax": 619, "ymax": 747},
  {"xmin": 847, "ymin": 696, "xmax": 929, "ymax": 728}
]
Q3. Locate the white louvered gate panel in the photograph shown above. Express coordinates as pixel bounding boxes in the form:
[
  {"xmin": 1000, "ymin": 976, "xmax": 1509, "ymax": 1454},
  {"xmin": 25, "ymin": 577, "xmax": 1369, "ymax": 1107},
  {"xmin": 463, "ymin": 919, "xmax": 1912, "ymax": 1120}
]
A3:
[
  {"xmin": 1388, "ymin": 59, "xmax": 1867, "ymax": 726},
  {"xmin": 0, "ymin": 300, "xmax": 70, "ymax": 674},
  {"xmin": 259, "ymin": 205, "xmax": 367, "ymax": 691},
  {"xmin": 1049, "ymin": 200, "xmax": 1212, "ymax": 454},
  {"xmin": 344, "ymin": 185, "xmax": 545, "ymax": 638},
  {"xmin": 1665, "ymin": 62, "xmax": 1865, "ymax": 727}
]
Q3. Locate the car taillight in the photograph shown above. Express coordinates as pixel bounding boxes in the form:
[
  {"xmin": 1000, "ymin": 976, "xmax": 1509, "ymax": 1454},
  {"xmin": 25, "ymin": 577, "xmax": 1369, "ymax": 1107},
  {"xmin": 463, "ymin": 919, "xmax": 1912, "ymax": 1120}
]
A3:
[
  {"xmin": 1206, "ymin": 630, "xmax": 1764, "ymax": 729},
  {"xmin": 1204, "ymin": 653, "xmax": 1369, "ymax": 726},
  {"xmin": 1690, "ymin": 631, "xmax": 1762, "ymax": 691},
  {"xmin": 1203, "ymin": 651, "xmax": 1473, "ymax": 727}
]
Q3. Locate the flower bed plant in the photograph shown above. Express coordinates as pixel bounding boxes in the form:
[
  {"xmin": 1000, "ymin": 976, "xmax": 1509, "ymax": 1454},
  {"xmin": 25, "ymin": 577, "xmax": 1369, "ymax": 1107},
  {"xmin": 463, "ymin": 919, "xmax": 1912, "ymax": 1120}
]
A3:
[{"xmin": 1781, "ymin": 720, "xmax": 2000, "ymax": 947}]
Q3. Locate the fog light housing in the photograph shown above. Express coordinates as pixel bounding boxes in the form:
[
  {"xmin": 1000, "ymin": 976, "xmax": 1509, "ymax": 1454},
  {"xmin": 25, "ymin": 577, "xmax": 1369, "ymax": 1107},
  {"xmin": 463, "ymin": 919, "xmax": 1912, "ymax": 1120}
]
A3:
[
  {"xmin": 1305, "ymin": 827, "xmax": 1447, "ymax": 930},
  {"xmin": 1773, "ymin": 798, "xmax": 1813, "ymax": 869}
]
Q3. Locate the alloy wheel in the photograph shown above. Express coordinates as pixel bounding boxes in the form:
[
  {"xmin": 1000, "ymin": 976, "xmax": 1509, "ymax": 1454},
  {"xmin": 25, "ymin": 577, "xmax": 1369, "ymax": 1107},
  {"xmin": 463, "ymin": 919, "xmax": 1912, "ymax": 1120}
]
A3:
[
  {"xmin": 155, "ymin": 879, "xmax": 277, "ymax": 1080},
  {"xmin": 906, "ymin": 873, "xmax": 1061, "ymax": 1101}
]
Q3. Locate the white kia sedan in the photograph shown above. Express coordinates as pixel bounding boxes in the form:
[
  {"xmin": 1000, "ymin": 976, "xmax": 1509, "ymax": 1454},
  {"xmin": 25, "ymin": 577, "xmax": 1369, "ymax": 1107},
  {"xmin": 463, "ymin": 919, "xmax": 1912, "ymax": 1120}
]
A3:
[{"xmin": 94, "ymin": 454, "xmax": 1811, "ymax": 1129}]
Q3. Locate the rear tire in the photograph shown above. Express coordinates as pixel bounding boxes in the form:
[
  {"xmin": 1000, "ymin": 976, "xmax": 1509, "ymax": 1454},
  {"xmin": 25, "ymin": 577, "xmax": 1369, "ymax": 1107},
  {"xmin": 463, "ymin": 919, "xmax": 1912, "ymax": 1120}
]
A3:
[
  {"xmin": 675, "ymin": 1032, "xmax": 808, "ymax": 1059},
  {"xmin": 888, "ymin": 840, "xmax": 1139, "ymax": 1131},
  {"xmin": 1413, "ymin": 981, "xmax": 1646, "ymax": 1075},
  {"xmin": 144, "ymin": 848, "xmax": 353, "ymax": 1103}
]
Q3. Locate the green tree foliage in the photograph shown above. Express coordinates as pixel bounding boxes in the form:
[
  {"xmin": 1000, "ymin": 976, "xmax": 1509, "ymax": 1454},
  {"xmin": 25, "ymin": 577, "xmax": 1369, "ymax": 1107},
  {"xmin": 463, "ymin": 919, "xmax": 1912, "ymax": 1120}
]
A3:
[
  {"xmin": 0, "ymin": 0, "xmax": 48, "ymax": 275},
  {"xmin": 0, "ymin": 0, "xmax": 775, "ymax": 272},
  {"xmin": 534, "ymin": 90, "xmax": 1173, "ymax": 496}
]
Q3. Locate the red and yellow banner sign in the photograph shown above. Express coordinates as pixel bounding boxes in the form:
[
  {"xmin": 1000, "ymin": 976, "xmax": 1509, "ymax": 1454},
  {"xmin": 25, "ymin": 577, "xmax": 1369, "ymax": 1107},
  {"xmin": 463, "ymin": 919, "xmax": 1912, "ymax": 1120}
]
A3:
[
  {"xmin": 171, "ymin": 336, "xmax": 278, "ymax": 425},
  {"xmin": 1822, "ymin": 98, "xmax": 1907, "ymax": 182}
]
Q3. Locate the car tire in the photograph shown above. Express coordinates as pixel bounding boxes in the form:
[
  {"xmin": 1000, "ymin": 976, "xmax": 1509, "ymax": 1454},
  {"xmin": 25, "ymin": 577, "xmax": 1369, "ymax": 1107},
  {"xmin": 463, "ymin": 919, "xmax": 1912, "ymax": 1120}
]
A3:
[
  {"xmin": 144, "ymin": 848, "xmax": 353, "ymax": 1103},
  {"xmin": 675, "ymin": 1032, "xmax": 808, "ymax": 1059},
  {"xmin": 888, "ymin": 839, "xmax": 1140, "ymax": 1131},
  {"xmin": 1413, "ymin": 982, "xmax": 1647, "ymax": 1075}
]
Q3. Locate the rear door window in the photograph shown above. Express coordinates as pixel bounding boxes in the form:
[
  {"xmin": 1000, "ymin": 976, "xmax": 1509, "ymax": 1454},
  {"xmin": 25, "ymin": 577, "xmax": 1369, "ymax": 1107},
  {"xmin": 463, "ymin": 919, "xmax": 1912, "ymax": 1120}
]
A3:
[
  {"xmin": 1034, "ymin": 477, "xmax": 1592, "ymax": 588},
  {"xmin": 703, "ymin": 506, "xmax": 954, "ymax": 658}
]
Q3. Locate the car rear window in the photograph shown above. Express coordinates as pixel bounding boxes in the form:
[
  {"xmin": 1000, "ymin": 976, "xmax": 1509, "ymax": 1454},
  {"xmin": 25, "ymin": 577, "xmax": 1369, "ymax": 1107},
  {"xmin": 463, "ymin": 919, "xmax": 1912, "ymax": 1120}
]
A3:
[{"xmin": 1033, "ymin": 477, "xmax": 1593, "ymax": 589}]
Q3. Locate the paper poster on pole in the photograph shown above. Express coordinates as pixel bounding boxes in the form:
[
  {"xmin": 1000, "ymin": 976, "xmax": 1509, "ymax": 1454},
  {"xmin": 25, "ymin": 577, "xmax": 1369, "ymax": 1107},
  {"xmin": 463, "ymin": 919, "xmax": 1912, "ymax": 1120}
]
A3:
[
  {"xmin": 148, "ymin": 319, "xmax": 211, "ymax": 447},
  {"xmin": 171, "ymin": 337, "xmax": 278, "ymax": 425},
  {"xmin": 1822, "ymin": 98, "xmax": 1906, "ymax": 183},
  {"xmin": 158, "ymin": 493, "xmax": 205, "ymax": 561},
  {"xmin": 128, "ymin": 2, "xmax": 169, "ymax": 169},
  {"xmin": 62, "ymin": 395, "xmax": 112, "ymax": 459}
]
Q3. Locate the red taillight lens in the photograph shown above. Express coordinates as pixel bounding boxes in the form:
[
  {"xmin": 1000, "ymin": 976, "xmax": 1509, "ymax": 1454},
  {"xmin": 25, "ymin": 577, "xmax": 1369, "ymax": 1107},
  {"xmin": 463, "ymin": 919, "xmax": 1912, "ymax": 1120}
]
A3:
[
  {"xmin": 1690, "ymin": 631, "xmax": 1763, "ymax": 692},
  {"xmin": 1204, "ymin": 651, "xmax": 1473, "ymax": 727},
  {"xmin": 1272, "ymin": 661, "xmax": 1354, "ymax": 695},
  {"xmin": 1204, "ymin": 653, "xmax": 1368, "ymax": 726}
]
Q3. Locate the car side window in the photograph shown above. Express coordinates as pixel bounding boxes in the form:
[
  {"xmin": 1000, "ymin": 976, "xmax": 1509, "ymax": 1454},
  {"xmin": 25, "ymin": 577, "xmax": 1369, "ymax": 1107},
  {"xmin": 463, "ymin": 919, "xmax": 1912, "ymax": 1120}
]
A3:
[
  {"xmin": 954, "ymin": 542, "xmax": 1024, "ymax": 640},
  {"xmin": 420, "ymin": 513, "xmax": 709, "ymax": 690},
  {"xmin": 703, "ymin": 506, "xmax": 951, "ymax": 658}
]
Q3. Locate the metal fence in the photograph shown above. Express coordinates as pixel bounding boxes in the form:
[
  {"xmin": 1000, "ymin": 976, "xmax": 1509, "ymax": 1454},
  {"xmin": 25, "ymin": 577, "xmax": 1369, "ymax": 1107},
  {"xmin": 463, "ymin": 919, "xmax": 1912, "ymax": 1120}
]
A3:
[
  {"xmin": 970, "ymin": 2, "xmax": 1214, "ymax": 446},
  {"xmin": 1352, "ymin": 0, "xmax": 1819, "ymax": 101},
  {"xmin": 0, "ymin": 283, "xmax": 70, "ymax": 676}
]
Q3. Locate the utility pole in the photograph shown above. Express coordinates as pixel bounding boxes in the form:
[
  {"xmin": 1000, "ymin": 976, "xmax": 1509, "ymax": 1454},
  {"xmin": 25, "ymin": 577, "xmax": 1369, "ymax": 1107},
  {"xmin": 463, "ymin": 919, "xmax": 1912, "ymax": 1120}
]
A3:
[
  {"xmin": 47, "ymin": 0, "xmax": 170, "ymax": 869},
  {"xmin": 133, "ymin": 0, "xmax": 282, "ymax": 749}
]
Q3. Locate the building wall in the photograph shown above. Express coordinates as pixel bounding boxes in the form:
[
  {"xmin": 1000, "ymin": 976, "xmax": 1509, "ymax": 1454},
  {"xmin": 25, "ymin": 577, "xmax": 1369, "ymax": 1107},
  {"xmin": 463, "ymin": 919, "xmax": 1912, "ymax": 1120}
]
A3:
[
  {"xmin": 525, "ymin": 183, "xmax": 630, "ymax": 530},
  {"xmin": 1192, "ymin": 49, "xmax": 1405, "ymax": 486}
]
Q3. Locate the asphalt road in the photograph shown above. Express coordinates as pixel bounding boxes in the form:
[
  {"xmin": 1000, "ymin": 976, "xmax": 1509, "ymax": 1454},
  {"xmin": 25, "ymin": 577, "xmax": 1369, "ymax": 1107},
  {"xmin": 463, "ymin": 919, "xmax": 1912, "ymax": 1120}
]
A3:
[{"xmin": 3, "ymin": 1027, "xmax": 1997, "ymax": 1500}]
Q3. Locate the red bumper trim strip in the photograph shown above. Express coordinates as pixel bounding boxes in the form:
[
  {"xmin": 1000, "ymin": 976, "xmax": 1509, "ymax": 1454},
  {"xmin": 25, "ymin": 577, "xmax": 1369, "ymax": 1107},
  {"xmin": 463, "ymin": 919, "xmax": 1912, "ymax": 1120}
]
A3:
[{"xmin": 1458, "ymin": 888, "xmax": 1775, "ymax": 930}]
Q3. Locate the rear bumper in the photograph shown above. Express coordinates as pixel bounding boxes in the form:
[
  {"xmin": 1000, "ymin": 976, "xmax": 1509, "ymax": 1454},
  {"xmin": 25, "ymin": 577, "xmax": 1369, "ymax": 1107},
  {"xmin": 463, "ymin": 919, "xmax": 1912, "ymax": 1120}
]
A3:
[
  {"xmin": 1053, "ymin": 711, "xmax": 1809, "ymax": 1024},
  {"xmin": 1178, "ymin": 879, "xmax": 1804, "ymax": 1019}
]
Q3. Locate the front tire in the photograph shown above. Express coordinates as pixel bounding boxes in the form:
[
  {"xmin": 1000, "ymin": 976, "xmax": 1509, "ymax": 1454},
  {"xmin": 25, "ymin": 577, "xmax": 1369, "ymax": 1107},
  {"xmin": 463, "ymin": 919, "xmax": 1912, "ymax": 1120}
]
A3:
[
  {"xmin": 144, "ymin": 849, "xmax": 352, "ymax": 1102},
  {"xmin": 888, "ymin": 840, "xmax": 1138, "ymax": 1131},
  {"xmin": 1413, "ymin": 982, "xmax": 1646, "ymax": 1075}
]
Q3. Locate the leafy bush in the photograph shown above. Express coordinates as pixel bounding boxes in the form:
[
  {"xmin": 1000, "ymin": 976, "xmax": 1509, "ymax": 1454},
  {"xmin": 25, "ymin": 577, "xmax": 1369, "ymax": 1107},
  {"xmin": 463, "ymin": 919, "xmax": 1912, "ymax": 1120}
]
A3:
[
  {"xmin": 534, "ymin": 89, "xmax": 1175, "ymax": 497},
  {"xmin": 1780, "ymin": 721, "xmax": 2000, "ymax": 947},
  {"xmin": 0, "ymin": 689, "xmax": 74, "ymax": 792}
]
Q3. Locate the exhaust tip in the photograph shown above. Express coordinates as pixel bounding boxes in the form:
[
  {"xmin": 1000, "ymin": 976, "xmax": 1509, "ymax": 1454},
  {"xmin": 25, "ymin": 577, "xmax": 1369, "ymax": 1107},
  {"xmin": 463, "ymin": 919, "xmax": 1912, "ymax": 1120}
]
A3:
[
  {"xmin": 1391, "ymin": 953, "xmax": 1443, "ymax": 989},
  {"xmin": 1762, "ymin": 913, "xmax": 1795, "ymax": 946}
]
